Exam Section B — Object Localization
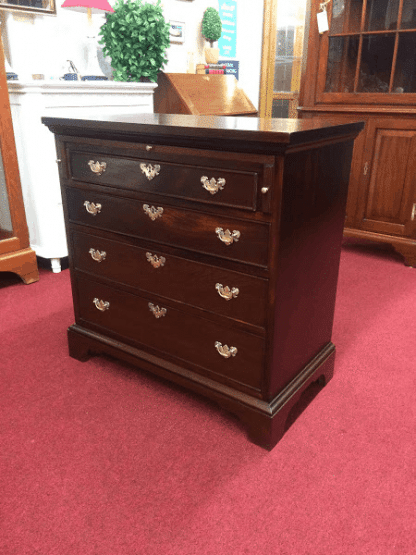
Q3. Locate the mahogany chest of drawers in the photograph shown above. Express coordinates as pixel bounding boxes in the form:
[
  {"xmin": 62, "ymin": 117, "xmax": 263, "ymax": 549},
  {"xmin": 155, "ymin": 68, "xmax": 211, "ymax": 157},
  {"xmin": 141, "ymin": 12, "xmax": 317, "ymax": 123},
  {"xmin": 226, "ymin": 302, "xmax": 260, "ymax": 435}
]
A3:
[{"xmin": 43, "ymin": 113, "xmax": 363, "ymax": 449}]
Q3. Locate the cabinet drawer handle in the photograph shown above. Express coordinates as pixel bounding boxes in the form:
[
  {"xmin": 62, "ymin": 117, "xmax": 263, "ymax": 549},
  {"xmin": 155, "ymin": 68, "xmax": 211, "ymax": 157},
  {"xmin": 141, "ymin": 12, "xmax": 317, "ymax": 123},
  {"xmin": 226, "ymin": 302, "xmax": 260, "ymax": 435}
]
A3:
[
  {"xmin": 143, "ymin": 204, "xmax": 164, "ymax": 221},
  {"xmin": 146, "ymin": 252, "xmax": 166, "ymax": 268},
  {"xmin": 215, "ymin": 283, "xmax": 239, "ymax": 300},
  {"xmin": 215, "ymin": 227, "xmax": 240, "ymax": 245},
  {"xmin": 140, "ymin": 163, "xmax": 161, "ymax": 180},
  {"xmin": 84, "ymin": 201, "xmax": 102, "ymax": 215},
  {"xmin": 93, "ymin": 298, "xmax": 110, "ymax": 311},
  {"xmin": 89, "ymin": 248, "xmax": 106, "ymax": 263},
  {"xmin": 148, "ymin": 302, "xmax": 167, "ymax": 318},
  {"xmin": 215, "ymin": 341, "xmax": 237, "ymax": 358},
  {"xmin": 201, "ymin": 175, "xmax": 226, "ymax": 195},
  {"xmin": 88, "ymin": 160, "xmax": 107, "ymax": 176},
  {"xmin": 411, "ymin": 203, "xmax": 416, "ymax": 221}
]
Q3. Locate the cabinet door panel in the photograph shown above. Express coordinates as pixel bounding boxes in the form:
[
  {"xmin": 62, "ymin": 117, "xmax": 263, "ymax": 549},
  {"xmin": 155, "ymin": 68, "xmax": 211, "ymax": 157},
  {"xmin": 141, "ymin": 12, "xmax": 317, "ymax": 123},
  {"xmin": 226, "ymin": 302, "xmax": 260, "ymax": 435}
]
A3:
[{"xmin": 360, "ymin": 121, "xmax": 416, "ymax": 237}]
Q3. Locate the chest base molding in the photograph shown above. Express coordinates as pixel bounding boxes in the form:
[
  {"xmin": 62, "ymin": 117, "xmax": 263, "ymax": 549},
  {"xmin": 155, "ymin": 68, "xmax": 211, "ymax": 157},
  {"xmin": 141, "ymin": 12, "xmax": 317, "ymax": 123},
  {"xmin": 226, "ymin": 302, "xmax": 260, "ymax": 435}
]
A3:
[{"xmin": 68, "ymin": 324, "xmax": 335, "ymax": 450}]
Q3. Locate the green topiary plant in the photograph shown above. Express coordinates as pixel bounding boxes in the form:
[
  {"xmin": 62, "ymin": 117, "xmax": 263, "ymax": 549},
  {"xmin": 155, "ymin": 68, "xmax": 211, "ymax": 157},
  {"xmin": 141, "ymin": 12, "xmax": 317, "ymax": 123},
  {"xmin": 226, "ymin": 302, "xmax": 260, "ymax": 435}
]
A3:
[
  {"xmin": 201, "ymin": 7, "xmax": 222, "ymax": 47},
  {"xmin": 98, "ymin": 0, "xmax": 170, "ymax": 82}
]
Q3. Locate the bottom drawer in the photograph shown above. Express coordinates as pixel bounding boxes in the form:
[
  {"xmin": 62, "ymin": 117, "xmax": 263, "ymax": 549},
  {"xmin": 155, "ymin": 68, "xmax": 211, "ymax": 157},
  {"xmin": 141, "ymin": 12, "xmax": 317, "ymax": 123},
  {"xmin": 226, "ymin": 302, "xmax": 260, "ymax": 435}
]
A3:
[{"xmin": 75, "ymin": 276, "xmax": 265, "ymax": 390}]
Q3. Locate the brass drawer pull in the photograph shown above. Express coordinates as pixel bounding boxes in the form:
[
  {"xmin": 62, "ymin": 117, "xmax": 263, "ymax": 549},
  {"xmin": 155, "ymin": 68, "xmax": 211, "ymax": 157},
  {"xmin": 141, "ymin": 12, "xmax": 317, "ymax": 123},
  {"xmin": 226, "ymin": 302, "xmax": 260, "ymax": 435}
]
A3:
[
  {"xmin": 88, "ymin": 160, "xmax": 107, "ymax": 176},
  {"xmin": 93, "ymin": 298, "xmax": 110, "ymax": 311},
  {"xmin": 215, "ymin": 341, "xmax": 237, "ymax": 358},
  {"xmin": 84, "ymin": 201, "xmax": 102, "ymax": 215},
  {"xmin": 411, "ymin": 203, "xmax": 416, "ymax": 221},
  {"xmin": 146, "ymin": 252, "xmax": 166, "ymax": 268},
  {"xmin": 140, "ymin": 163, "xmax": 161, "ymax": 180},
  {"xmin": 143, "ymin": 204, "xmax": 164, "ymax": 221},
  {"xmin": 215, "ymin": 283, "xmax": 239, "ymax": 300},
  {"xmin": 148, "ymin": 302, "xmax": 167, "ymax": 318},
  {"xmin": 215, "ymin": 227, "xmax": 240, "ymax": 245},
  {"xmin": 89, "ymin": 248, "xmax": 106, "ymax": 263},
  {"xmin": 201, "ymin": 175, "xmax": 226, "ymax": 195}
]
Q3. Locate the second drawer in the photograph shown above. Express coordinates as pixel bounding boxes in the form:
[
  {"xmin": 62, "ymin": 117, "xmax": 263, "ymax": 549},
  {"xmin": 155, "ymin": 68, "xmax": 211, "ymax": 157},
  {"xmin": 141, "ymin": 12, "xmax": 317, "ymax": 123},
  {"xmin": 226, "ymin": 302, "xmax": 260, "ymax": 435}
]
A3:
[{"xmin": 70, "ymin": 229, "xmax": 268, "ymax": 329}]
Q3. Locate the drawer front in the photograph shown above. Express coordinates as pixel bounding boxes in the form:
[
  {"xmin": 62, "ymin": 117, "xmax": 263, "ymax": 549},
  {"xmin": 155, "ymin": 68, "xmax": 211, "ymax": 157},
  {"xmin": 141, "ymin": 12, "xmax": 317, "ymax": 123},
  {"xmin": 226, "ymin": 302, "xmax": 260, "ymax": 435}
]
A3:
[
  {"xmin": 69, "ymin": 151, "xmax": 259, "ymax": 211},
  {"xmin": 65, "ymin": 187, "xmax": 270, "ymax": 267},
  {"xmin": 71, "ymin": 230, "xmax": 268, "ymax": 328},
  {"xmin": 75, "ymin": 276, "xmax": 265, "ymax": 390}
]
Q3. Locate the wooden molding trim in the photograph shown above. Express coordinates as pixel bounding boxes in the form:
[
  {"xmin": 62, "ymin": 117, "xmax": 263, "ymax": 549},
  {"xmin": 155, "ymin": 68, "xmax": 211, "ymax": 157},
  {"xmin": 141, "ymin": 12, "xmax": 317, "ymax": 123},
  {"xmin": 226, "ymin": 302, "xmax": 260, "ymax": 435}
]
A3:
[{"xmin": 259, "ymin": 0, "xmax": 278, "ymax": 118}]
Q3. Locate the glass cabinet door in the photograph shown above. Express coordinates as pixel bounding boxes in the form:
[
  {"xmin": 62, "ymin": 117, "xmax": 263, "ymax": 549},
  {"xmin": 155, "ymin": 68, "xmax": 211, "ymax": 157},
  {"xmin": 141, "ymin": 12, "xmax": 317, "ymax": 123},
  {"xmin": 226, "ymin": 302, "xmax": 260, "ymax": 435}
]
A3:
[
  {"xmin": 0, "ymin": 145, "xmax": 13, "ymax": 241},
  {"xmin": 321, "ymin": 0, "xmax": 416, "ymax": 99}
]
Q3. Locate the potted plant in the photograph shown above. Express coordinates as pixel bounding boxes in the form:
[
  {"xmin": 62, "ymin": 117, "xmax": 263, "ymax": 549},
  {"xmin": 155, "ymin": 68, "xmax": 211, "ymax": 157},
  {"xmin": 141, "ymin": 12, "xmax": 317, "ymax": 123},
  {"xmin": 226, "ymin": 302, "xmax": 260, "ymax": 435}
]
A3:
[
  {"xmin": 201, "ymin": 7, "xmax": 222, "ymax": 64},
  {"xmin": 98, "ymin": 0, "xmax": 170, "ymax": 82}
]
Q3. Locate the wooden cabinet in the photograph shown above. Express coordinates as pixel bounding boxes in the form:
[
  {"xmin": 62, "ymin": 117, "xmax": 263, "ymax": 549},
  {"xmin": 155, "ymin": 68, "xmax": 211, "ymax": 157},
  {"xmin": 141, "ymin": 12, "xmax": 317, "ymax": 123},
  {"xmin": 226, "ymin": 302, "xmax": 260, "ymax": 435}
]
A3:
[
  {"xmin": 299, "ymin": 0, "xmax": 416, "ymax": 265},
  {"xmin": 42, "ymin": 112, "xmax": 362, "ymax": 449},
  {"xmin": 0, "ymin": 42, "xmax": 38, "ymax": 284},
  {"xmin": 154, "ymin": 73, "xmax": 257, "ymax": 116}
]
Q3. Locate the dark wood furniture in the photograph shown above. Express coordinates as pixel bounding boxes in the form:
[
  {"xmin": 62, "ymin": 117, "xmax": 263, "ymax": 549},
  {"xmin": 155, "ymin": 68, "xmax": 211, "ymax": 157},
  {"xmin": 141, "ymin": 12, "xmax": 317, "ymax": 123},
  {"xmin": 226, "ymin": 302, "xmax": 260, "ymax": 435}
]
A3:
[
  {"xmin": 42, "ymin": 113, "xmax": 363, "ymax": 449},
  {"xmin": 154, "ymin": 73, "xmax": 258, "ymax": 116},
  {"xmin": 0, "ymin": 40, "xmax": 38, "ymax": 284},
  {"xmin": 299, "ymin": 0, "xmax": 416, "ymax": 266}
]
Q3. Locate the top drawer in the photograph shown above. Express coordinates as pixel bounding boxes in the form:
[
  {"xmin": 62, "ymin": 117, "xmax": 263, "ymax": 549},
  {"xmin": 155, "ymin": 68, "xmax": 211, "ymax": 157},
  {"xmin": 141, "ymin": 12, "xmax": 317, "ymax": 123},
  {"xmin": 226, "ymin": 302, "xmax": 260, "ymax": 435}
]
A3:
[{"xmin": 68, "ymin": 150, "xmax": 263, "ymax": 211}]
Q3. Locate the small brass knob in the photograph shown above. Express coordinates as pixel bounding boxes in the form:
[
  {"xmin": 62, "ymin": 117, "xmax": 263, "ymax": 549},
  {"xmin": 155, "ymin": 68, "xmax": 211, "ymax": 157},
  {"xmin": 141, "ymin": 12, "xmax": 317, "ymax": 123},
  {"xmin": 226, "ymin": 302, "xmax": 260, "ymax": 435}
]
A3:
[
  {"xmin": 148, "ymin": 303, "xmax": 167, "ymax": 318},
  {"xmin": 84, "ymin": 201, "xmax": 102, "ymax": 216},
  {"xmin": 93, "ymin": 298, "xmax": 110, "ymax": 311},
  {"xmin": 89, "ymin": 248, "xmax": 106, "ymax": 263},
  {"xmin": 215, "ymin": 342, "xmax": 237, "ymax": 358},
  {"xmin": 88, "ymin": 160, "xmax": 107, "ymax": 176},
  {"xmin": 146, "ymin": 145, "xmax": 153, "ymax": 151},
  {"xmin": 215, "ymin": 228, "xmax": 240, "ymax": 245}
]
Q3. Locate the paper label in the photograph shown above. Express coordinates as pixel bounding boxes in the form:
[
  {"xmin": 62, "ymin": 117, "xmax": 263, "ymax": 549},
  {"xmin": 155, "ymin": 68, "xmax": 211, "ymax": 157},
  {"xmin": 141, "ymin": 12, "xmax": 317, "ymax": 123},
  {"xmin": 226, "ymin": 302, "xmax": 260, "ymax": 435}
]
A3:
[{"xmin": 317, "ymin": 10, "xmax": 329, "ymax": 34}]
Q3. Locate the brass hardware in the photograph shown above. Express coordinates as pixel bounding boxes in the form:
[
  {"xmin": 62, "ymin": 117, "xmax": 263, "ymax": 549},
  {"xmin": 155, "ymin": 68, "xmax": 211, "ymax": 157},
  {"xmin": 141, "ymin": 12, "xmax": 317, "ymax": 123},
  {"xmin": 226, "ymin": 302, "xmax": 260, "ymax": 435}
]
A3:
[
  {"xmin": 84, "ymin": 201, "xmax": 102, "ymax": 216},
  {"xmin": 89, "ymin": 248, "xmax": 106, "ymax": 263},
  {"xmin": 411, "ymin": 203, "xmax": 416, "ymax": 221},
  {"xmin": 215, "ymin": 283, "xmax": 239, "ymax": 300},
  {"xmin": 215, "ymin": 341, "xmax": 237, "ymax": 358},
  {"xmin": 200, "ymin": 175, "xmax": 226, "ymax": 195},
  {"xmin": 143, "ymin": 204, "xmax": 164, "ymax": 221},
  {"xmin": 88, "ymin": 160, "xmax": 107, "ymax": 176},
  {"xmin": 148, "ymin": 303, "xmax": 167, "ymax": 318},
  {"xmin": 93, "ymin": 298, "xmax": 110, "ymax": 311},
  {"xmin": 364, "ymin": 162, "xmax": 369, "ymax": 176},
  {"xmin": 146, "ymin": 252, "xmax": 166, "ymax": 268},
  {"xmin": 140, "ymin": 163, "xmax": 161, "ymax": 180},
  {"xmin": 146, "ymin": 145, "xmax": 153, "ymax": 152},
  {"xmin": 215, "ymin": 227, "xmax": 240, "ymax": 245},
  {"xmin": 261, "ymin": 187, "xmax": 269, "ymax": 194}
]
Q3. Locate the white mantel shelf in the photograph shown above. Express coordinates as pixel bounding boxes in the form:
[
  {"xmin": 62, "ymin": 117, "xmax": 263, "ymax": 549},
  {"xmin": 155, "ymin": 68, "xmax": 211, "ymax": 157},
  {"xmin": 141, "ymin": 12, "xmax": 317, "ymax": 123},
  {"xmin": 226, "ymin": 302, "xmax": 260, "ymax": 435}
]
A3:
[
  {"xmin": 8, "ymin": 80, "xmax": 158, "ymax": 94},
  {"xmin": 8, "ymin": 80, "xmax": 157, "ymax": 273}
]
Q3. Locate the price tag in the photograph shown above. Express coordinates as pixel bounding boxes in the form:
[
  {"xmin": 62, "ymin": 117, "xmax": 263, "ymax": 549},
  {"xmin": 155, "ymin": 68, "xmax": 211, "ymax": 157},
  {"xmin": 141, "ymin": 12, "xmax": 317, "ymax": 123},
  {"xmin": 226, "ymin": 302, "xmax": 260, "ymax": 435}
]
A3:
[{"xmin": 317, "ymin": 9, "xmax": 329, "ymax": 33}]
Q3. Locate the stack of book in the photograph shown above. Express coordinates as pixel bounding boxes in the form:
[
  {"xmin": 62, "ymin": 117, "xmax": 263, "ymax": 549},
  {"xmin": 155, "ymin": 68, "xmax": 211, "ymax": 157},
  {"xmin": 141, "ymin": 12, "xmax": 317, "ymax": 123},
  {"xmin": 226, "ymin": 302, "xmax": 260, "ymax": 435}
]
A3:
[
  {"xmin": 196, "ymin": 64, "xmax": 226, "ymax": 75},
  {"xmin": 205, "ymin": 64, "xmax": 226, "ymax": 74}
]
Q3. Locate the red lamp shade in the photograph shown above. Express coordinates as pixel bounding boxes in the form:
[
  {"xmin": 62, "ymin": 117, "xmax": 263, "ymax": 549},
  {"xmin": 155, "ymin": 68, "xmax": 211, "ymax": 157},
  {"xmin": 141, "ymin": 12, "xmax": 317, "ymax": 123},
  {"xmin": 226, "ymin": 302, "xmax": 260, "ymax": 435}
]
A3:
[{"xmin": 61, "ymin": 0, "xmax": 114, "ymax": 14}]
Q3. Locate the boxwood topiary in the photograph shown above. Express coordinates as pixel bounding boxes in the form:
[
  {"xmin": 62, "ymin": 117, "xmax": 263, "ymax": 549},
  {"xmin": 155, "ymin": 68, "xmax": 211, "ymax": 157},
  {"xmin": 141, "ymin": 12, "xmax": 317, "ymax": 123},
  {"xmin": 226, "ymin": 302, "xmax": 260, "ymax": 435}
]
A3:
[
  {"xmin": 202, "ymin": 7, "xmax": 222, "ymax": 47},
  {"xmin": 99, "ymin": 0, "xmax": 170, "ymax": 82}
]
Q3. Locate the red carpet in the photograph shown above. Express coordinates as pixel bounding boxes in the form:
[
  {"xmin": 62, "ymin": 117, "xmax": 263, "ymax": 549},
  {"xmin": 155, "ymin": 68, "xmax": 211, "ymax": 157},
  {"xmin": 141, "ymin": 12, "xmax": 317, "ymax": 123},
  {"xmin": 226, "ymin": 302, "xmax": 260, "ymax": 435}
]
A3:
[{"xmin": 1, "ymin": 241, "xmax": 415, "ymax": 554}]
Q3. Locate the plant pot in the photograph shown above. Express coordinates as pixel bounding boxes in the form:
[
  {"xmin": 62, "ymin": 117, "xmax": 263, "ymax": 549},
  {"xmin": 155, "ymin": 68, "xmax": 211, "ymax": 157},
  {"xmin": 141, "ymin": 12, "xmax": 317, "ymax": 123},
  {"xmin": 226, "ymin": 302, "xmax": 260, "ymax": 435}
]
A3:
[{"xmin": 204, "ymin": 47, "xmax": 220, "ymax": 65}]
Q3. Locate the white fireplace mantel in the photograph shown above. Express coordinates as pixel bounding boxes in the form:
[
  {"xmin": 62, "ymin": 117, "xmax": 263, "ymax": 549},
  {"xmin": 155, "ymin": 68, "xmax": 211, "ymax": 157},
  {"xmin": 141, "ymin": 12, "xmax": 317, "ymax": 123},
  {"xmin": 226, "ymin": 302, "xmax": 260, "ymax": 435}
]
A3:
[{"xmin": 8, "ymin": 80, "xmax": 157, "ymax": 273}]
